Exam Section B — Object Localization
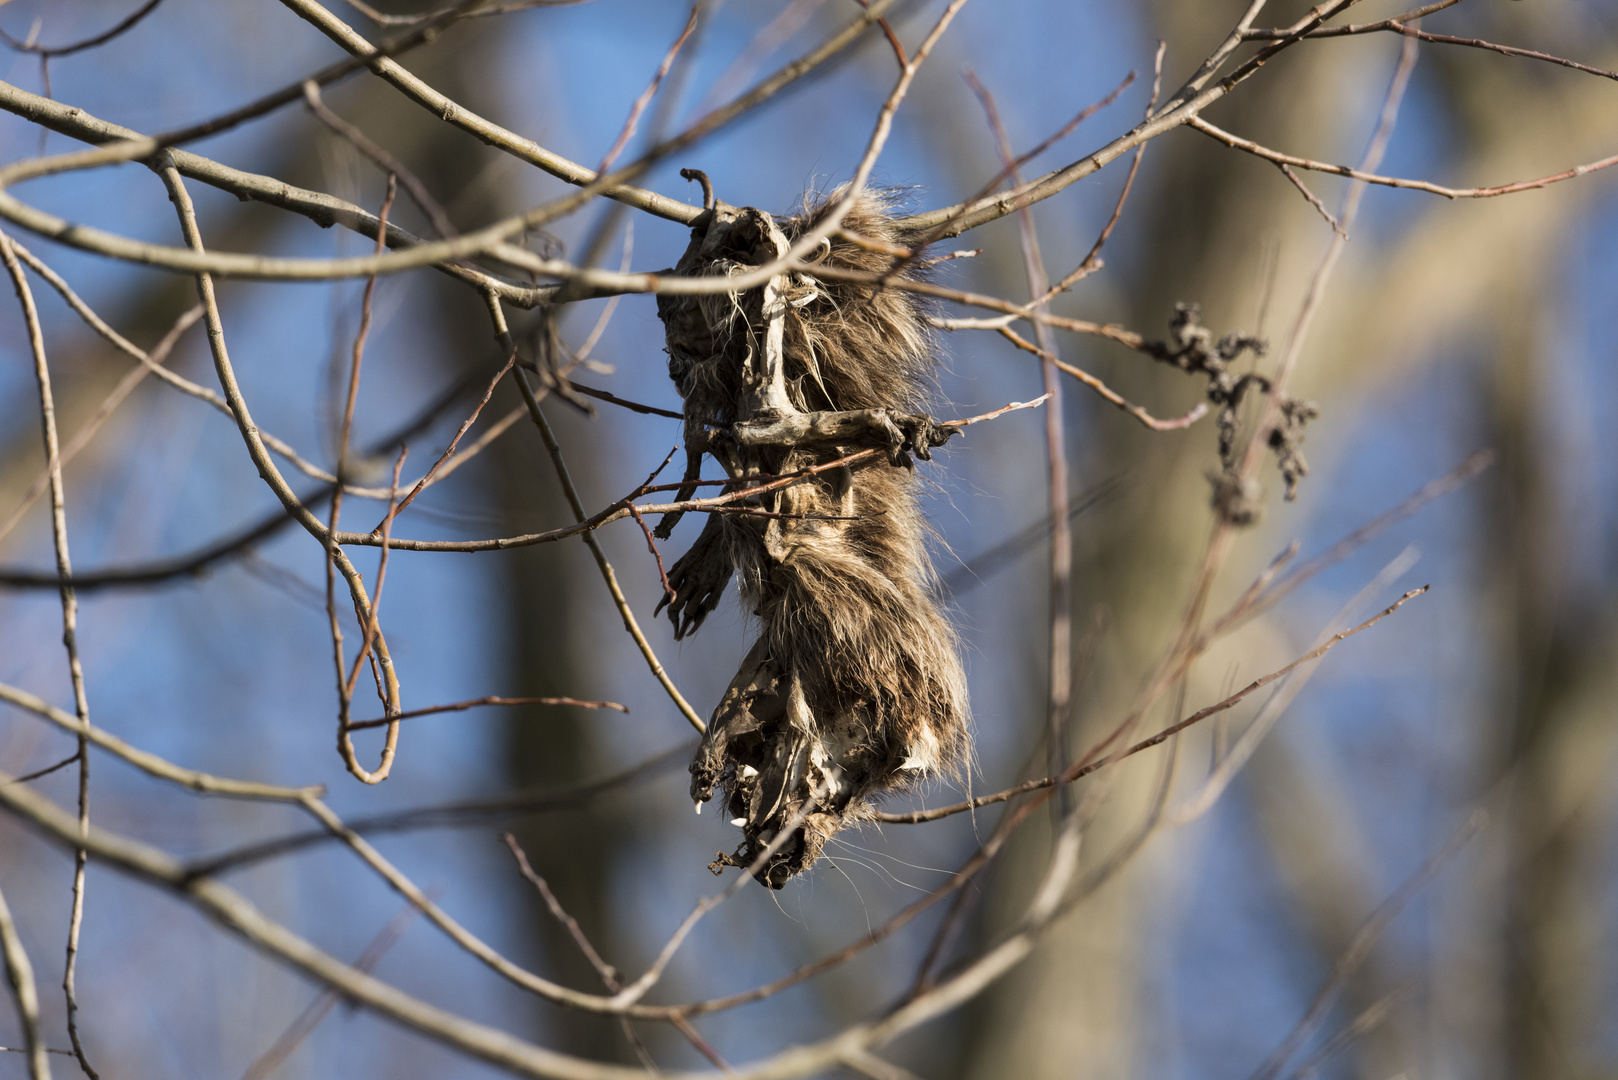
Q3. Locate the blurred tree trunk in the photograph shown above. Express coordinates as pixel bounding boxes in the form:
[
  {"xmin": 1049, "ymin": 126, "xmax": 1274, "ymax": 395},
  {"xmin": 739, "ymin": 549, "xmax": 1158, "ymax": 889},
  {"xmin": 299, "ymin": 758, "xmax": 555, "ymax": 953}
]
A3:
[
  {"xmin": 1483, "ymin": 268, "xmax": 1618, "ymax": 1080},
  {"xmin": 947, "ymin": 2, "xmax": 1618, "ymax": 1075},
  {"xmin": 944, "ymin": 5, "xmax": 1345, "ymax": 1075},
  {"xmin": 308, "ymin": 7, "xmax": 632, "ymax": 1060}
]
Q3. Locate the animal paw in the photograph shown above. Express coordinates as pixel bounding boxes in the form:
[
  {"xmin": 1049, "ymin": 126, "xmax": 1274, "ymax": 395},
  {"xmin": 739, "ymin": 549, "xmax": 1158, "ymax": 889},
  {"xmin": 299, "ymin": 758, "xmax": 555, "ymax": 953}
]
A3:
[
  {"xmin": 656, "ymin": 515, "xmax": 733, "ymax": 639},
  {"xmin": 890, "ymin": 413, "xmax": 962, "ymax": 467}
]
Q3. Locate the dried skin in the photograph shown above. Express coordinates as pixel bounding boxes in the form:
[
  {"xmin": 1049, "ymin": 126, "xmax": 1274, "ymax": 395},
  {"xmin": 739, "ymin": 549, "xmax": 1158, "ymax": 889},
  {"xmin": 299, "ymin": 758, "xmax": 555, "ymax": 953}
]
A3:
[{"xmin": 656, "ymin": 189, "xmax": 969, "ymax": 887}]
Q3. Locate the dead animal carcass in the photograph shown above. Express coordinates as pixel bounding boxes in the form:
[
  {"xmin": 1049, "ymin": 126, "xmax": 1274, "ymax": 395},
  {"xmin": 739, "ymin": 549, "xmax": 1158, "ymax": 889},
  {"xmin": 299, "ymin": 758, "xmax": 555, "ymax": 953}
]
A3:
[{"xmin": 654, "ymin": 186, "xmax": 969, "ymax": 887}]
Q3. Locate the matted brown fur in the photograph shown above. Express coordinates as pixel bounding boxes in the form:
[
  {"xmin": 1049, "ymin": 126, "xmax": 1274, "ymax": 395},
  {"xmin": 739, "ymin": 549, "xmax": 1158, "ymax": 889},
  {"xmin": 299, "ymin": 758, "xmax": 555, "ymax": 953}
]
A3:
[{"xmin": 656, "ymin": 188, "xmax": 969, "ymax": 887}]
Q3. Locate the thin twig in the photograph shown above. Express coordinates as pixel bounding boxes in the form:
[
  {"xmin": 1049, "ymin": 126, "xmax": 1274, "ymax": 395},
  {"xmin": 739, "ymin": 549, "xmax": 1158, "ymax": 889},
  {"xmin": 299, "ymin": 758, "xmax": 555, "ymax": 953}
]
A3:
[
  {"xmin": 0, "ymin": 0, "xmax": 165, "ymax": 57},
  {"xmin": 279, "ymin": 0, "xmax": 904, "ymax": 228},
  {"xmin": 938, "ymin": 476, "xmax": 1124, "ymax": 597},
  {"xmin": 1043, "ymin": 45, "xmax": 1161, "ymax": 295},
  {"xmin": 485, "ymin": 291, "xmax": 708, "ymax": 734},
  {"xmin": 899, "ymin": 1, "xmax": 1357, "ymax": 236},
  {"xmin": 0, "ymin": 303, "xmax": 202, "ymax": 545},
  {"xmin": 13, "ymin": 2, "xmax": 1609, "ymax": 291},
  {"xmin": 998, "ymin": 326, "xmax": 1207, "ymax": 430},
  {"xmin": 0, "ymin": 84, "xmax": 550, "ymax": 304},
  {"xmin": 293, "ymin": 793, "xmax": 632, "ymax": 1014},
  {"xmin": 1236, "ymin": 28, "xmax": 1420, "ymax": 503},
  {"xmin": 154, "ymin": 163, "xmax": 404, "ymax": 779},
  {"xmin": 3, "ymin": 773, "xmax": 698, "ymax": 1063},
  {"xmin": 342, "ymin": 0, "xmax": 598, "ymax": 24},
  {"xmin": 1381, "ymin": 22, "xmax": 1618, "ymax": 81},
  {"xmin": 887, "ymin": 65, "xmax": 1139, "ymax": 279},
  {"xmin": 5, "ymin": 753, "xmax": 80, "ymax": 786},
  {"xmin": 1242, "ymin": 0, "xmax": 1461, "ymax": 39},
  {"xmin": 503, "ymin": 835, "xmax": 620, "ymax": 984},
  {"xmin": 0, "ymin": 363, "xmax": 504, "ymax": 593},
  {"xmin": 0, "ymin": 883, "xmax": 50, "ymax": 1080},
  {"xmin": 1214, "ymin": 449, "xmax": 1492, "ymax": 635},
  {"xmin": 188, "ymin": 745, "xmax": 687, "ymax": 875},
  {"xmin": 1279, "ymin": 988, "xmax": 1407, "ymax": 1080},
  {"xmin": 347, "ymin": 695, "xmax": 628, "ymax": 732},
  {"xmin": 328, "ymin": 177, "xmax": 404, "ymax": 783},
  {"xmin": 596, "ymin": 6, "xmax": 699, "ymax": 173},
  {"xmin": 1248, "ymin": 0, "xmax": 1618, "ymax": 85},
  {"xmin": 571, "ymin": 218, "xmax": 634, "ymax": 363},
  {"xmin": 873, "ymin": 586, "xmax": 1430, "ymax": 824},
  {"xmin": 564, "ymin": 381, "xmax": 682, "ymax": 420},
  {"xmin": 842, "ymin": 1049, "xmax": 925, "ymax": 1080},
  {"xmin": 0, "ymin": 0, "xmax": 944, "ymax": 294},
  {"xmin": 3, "ymin": 238, "xmax": 474, "ymax": 497},
  {"xmin": 240, "ymin": 898, "xmax": 429, "ymax": 1080},
  {"xmin": 0, "ymin": 228, "xmax": 99, "ymax": 1080},
  {"xmin": 373, "ymin": 357, "xmax": 513, "ymax": 532},
  {"xmin": 689, "ymin": 0, "xmax": 819, "ymax": 120},
  {"xmin": 1248, "ymin": 810, "xmax": 1487, "ymax": 1080},
  {"xmin": 1276, "ymin": 161, "xmax": 1345, "ymax": 235},
  {"xmin": 965, "ymin": 68, "xmax": 1074, "ymax": 809},
  {"xmin": 502, "ymin": 835, "xmax": 670, "ymax": 1071},
  {"xmin": 303, "ymin": 81, "xmax": 457, "ymax": 238},
  {"xmin": 627, "ymin": 503, "xmax": 676, "ymax": 607},
  {"xmin": 0, "ymin": 398, "xmax": 1048, "ymax": 583},
  {"xmin": 0, "ymin": 681, "xmax": 322, "ymax": 802},
  {"xmin": 343, "ymin": 447, "xmax": 407, "ymax": 709},
  {"xmin": 608, "ymin": 786, "xmax": 830, "ymax": 1008},
  {"xmin": 851, "ymin": 0, "xmax": 907, "ymax": 68},
  {"xmin": 1190, "ymin": 113, "xmax": 1618, "ymax": 201}
]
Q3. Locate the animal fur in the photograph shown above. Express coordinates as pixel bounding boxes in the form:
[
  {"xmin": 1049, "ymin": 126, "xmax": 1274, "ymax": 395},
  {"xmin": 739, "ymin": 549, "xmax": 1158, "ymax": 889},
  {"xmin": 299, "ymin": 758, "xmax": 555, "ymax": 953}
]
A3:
[{"xmin": 655, "ymin": 187, "xmax": 969, "ymax": 887}]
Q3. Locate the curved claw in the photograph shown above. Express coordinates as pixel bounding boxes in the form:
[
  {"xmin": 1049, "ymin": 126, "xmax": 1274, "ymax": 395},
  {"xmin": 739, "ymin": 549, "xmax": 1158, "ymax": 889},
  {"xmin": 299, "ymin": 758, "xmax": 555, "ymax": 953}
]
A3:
[
  {"xmin": 657, "ymin": 514, "xmax": 732, "ymax": 639},
  {"xmin": 893, "ymin": 413, "xmax": 961, "ymax": 465}
]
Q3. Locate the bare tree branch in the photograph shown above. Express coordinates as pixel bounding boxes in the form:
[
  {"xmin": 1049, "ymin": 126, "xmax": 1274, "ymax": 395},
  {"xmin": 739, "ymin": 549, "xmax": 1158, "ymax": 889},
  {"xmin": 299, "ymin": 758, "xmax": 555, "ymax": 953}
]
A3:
[{"xmin": 0, "ymin": 0, "xmax": 166, "ymax": 58}]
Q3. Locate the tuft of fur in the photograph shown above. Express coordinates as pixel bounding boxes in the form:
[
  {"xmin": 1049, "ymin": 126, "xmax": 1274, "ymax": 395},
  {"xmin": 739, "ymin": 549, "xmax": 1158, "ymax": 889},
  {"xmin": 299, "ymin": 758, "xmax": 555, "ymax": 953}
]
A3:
[{"xmin": 655, "ymin": 188, "xmax": 969, "ymax": 887}]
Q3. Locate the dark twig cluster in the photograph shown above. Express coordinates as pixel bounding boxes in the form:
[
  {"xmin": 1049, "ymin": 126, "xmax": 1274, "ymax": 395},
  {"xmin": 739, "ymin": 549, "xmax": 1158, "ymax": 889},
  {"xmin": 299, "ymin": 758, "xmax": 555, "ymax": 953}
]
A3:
[{"xmin": 1155, "ymin": 302, "xmax": 1318, "ymax": 518}]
